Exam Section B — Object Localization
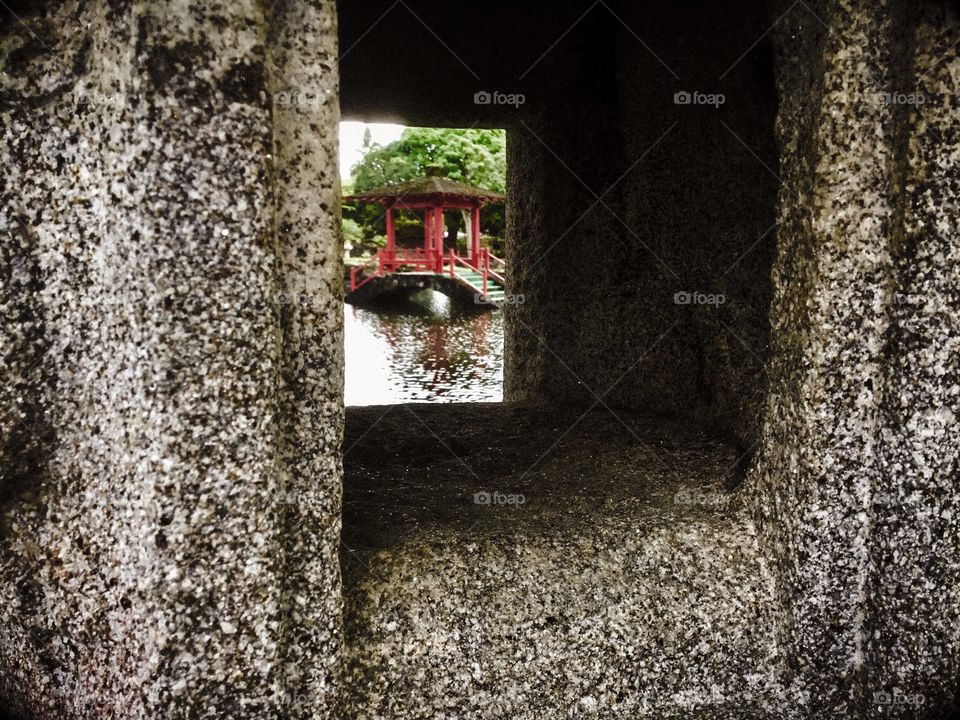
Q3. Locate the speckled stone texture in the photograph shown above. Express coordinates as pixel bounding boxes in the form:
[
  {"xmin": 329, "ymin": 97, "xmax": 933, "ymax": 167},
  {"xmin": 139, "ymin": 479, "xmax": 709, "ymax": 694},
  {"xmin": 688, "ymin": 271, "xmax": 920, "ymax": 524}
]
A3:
[
  {"xmin": 503, "ymin": 1, "xmax": 779, "ymax": 450},
  {"xmin": 747, "ymin": 0, "xmax": 960, "ymax": 716},
  {"xmin": 342, "ymin": 403, "xmax": 786, "ymax": 719},
  {"xmin": 4, "ymin": 0, "xmax": 960, "ymax": 718},
  {"xmin": 337, "ymin": 1, "xmax": 960, "ymax": 717},
  {"xmin": 0, "ymin": 1, "xmax": 342, "ymax": 718}
]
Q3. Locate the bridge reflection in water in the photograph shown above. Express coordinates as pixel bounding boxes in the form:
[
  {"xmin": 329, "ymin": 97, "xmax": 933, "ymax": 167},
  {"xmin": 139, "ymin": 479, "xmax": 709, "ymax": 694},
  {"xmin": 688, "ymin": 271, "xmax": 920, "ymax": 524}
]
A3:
[{"xmin": 344, "ymin": 289, "xmax": 503, "ymax": 406}]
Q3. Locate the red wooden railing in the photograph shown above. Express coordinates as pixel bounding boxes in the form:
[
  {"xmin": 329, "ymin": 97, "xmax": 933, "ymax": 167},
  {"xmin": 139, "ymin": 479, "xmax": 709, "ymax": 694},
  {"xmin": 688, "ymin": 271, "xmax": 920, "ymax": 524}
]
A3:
[
  {"xmin": 350, "ymin": 247, "xmax": 506, "ymax": 294},
  {"xmin": 381, "ymin": 247, "xmax": 441, "ymax": 272},
  {"xmin": 486, "ymin": 250, "xmax": 506, "ymax": 270},
  {"xmin": 349, "ymin": 254, "xmax": 380, "ymax": 291},
  {"xmin": 448, "ymin": 250, "xmax": 489, "ymax": 294},
  {"xmin": 479, "ymin": 248, "xmax": 505, "ymax": 285}
]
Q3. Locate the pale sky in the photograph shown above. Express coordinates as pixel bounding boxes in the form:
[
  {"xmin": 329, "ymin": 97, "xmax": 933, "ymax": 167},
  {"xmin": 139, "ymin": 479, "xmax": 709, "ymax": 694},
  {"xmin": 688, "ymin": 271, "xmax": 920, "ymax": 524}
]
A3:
[{"xmin": 339, "ymin": 121, "xmax": 406, "ymax": 183}]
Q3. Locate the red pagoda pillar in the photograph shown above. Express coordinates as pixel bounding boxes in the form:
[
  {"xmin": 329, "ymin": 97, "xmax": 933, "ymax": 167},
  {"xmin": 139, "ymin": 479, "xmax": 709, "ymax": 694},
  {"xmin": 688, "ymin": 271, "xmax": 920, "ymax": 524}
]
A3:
[
  {"xmin": 423, "ymin": 206, "xmax": 444, "ymax": 272},
  {"xmin": 385, "ymin": 203, "xmax": 396, "ymax": 270},
  {"xmin": 436, "ymin": 207, "xmax": 446, "ymax": 271}
]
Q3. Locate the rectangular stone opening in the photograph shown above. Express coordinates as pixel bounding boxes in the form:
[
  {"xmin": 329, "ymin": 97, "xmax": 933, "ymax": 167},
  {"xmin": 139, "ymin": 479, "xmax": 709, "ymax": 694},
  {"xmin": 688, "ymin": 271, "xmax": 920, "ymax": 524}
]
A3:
[
  {"xmin": 335, "ymin": 1, "xmax": 784, "ymax": 713},
  {"xmin": 339, "ymin": 121, "xmax": 509, "ymax": 406}
]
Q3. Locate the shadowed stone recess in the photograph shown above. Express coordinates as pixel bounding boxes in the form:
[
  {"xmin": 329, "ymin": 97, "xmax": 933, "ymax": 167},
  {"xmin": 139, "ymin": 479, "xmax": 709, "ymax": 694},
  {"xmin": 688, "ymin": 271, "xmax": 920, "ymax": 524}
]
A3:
[
  {"xmin": 503, "ymin": 1, "xmax": 778, "ymax": 452},
  {"xmin": 0, "ymin": 1, "xmax": 342, "ymax": 717},
  {"xmin": 341, "ymin": 403, "xmax": 785, "ymax": 719}
]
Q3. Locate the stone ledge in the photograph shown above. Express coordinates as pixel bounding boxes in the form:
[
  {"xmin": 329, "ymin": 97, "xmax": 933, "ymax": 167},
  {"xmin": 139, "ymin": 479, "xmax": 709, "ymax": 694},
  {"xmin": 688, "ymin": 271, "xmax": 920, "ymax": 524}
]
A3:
[{"xmin": 341, "ymin": 403, "xmax": 786, "ymax": 719}]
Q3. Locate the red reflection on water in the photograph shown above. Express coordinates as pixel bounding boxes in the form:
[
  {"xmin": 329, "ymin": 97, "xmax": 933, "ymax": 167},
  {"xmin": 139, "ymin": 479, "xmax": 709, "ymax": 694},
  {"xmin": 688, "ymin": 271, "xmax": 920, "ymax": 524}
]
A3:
[{"xmin": 344, "ymin": 291, "xmax": 503, "ymax": 406}]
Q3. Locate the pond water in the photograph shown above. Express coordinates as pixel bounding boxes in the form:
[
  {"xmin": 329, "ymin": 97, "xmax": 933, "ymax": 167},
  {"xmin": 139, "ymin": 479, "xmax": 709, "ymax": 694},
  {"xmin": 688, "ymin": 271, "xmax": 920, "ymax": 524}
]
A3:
[{"xmin": 344, "ymin": 290, "xmax": 504, "ymax": 406}]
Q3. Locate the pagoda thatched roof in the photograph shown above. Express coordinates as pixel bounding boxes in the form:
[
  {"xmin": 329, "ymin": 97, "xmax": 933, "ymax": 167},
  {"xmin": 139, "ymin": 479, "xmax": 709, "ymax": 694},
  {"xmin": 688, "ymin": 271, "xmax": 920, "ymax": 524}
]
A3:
[{"xmin": 343, "ymin": 176, "xmax": 505, "ymax": 207}]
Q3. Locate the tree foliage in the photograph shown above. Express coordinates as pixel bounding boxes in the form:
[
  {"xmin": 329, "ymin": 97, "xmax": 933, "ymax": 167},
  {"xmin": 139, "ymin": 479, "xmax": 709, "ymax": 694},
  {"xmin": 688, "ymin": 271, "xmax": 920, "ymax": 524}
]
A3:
[{"xmin": 351, "ymin": 127, "xmax": 506, "ymax": 193}]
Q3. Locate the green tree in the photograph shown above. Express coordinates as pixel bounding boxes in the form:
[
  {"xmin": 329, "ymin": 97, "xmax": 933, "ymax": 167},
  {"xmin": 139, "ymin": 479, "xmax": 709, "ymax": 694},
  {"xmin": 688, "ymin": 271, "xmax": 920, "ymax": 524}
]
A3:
[
  {"xmin": 341, "ymin": 217, "xmax": 363, "ymax": 252},
  {"xmin": 351, "ymin": 127, "xmax": 505, "ymax": 193}
]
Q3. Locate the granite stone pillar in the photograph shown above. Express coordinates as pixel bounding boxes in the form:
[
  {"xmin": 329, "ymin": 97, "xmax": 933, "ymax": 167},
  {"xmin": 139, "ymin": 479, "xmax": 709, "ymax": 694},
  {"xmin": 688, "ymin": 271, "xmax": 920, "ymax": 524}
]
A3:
[
  {"xmin": 749, "ymin": 0, "xmax": 960, "ymax": 715},
  {"xmin": 0, "ymin": 1, "xmax": 343, "ymax": 717}
]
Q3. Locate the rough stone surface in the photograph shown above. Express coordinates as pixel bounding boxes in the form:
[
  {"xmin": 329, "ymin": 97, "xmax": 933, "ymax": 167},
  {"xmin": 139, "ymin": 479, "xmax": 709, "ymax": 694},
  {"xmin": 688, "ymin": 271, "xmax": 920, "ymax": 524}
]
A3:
[
  {"xmin": 746, "ymin": 0, "xmax": 960, "ymax": 716},
  {"xmin": 342, "ymin": 403, "xmax": 784, "ymax": 719},
  {"xmin": 503, "ymin": 1, "xmax": 779, "ymax": 450},
  {"xmin": 0, "ymin": 1, "xmax": 342, "ymax": 717},
  {"xmin": 2, "ymin": 0, "xmax": 960, "ymax": 718}
]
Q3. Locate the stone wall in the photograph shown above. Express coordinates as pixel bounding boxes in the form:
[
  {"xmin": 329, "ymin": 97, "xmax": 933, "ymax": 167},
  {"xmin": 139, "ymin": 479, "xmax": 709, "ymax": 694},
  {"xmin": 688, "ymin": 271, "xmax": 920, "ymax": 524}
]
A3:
[
  {"xmin": 504, "ymin": 0, "xmax": 779, "ymax": 450},
  {"xmin": 747, "ymin": 0, "xmax": 960, "ymax": 715},
  {"xmin": 0, "ymin": 1, "xmax": 343, "ymax": 717},
  {"xmin": 1, "ymin": 0, "xmax": 959, "ymax": 718}
]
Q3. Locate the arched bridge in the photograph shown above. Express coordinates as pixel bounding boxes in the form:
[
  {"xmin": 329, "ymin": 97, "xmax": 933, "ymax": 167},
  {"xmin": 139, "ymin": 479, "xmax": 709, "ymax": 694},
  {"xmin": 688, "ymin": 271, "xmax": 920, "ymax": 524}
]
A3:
[{"xmin": 346, "ymin": 248, "xmax": 506, "ymax": 307}]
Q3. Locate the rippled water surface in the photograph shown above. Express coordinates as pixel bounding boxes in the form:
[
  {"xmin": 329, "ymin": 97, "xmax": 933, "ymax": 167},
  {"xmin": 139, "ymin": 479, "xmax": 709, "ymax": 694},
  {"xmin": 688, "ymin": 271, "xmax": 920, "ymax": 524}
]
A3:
[{"xmin": 344, "ymin": 290, "xmax": 504, "ymax": 406}]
